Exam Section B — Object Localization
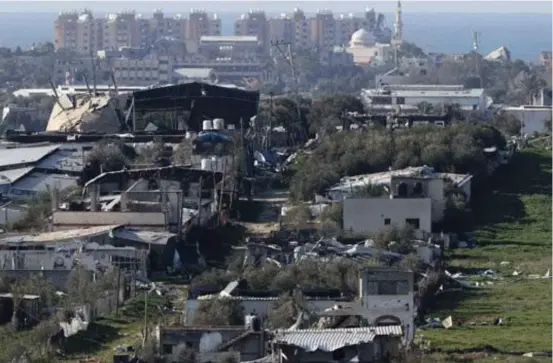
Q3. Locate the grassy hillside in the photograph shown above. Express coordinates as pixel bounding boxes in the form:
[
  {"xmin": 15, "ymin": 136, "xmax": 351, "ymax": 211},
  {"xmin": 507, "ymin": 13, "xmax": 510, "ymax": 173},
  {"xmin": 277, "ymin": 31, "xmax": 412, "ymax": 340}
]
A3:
[{"xmin": 423, "ymin": 147, "xmax": 552, "ymax": 356}]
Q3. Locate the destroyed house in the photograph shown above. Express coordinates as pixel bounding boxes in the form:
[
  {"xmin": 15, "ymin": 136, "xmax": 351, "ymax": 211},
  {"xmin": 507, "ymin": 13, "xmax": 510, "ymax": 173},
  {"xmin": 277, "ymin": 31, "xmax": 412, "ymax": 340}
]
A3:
[
  {"xmin": 186, "ymin": 281, "xmax": 350, "ymax": 324},
  {"xmin": 131, "ymin": 82, "xmax": 260, "ymax": 132},
  {"xmin": 156, "ymin": 325, "xmax": 267, "ymax": 363},
  {"xmin": 53, "ymin": 166, "xmax": 224, "ymax": 233}
]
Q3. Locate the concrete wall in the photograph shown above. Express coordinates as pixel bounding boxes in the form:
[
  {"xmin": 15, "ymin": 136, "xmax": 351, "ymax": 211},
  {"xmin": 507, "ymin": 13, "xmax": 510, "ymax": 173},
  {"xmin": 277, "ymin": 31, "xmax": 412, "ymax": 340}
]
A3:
[
  {"xmin": 0, "ymin": 269, "xmax": 76, "ymax": 290},
  {"xmin": 390, "ymin": 177, "xmax": 445, "ymax": 222},
  {"xmin": 0, "ymin": 206, "xmax": 24, "ymax": 226},
  {"xmin": 502, "ymin": 107, "xmax": 552, "ymax": 134},
  {"xmin": 343, "ymin": 198, "xmax": 432, "ymax": 236},
  {"xmin": 157, "ymin": 327, "xmax": 264, "ymax": 362},
  {"xmin": 53, "ymin": 211, "xmax": 167, "ymax": 229}
]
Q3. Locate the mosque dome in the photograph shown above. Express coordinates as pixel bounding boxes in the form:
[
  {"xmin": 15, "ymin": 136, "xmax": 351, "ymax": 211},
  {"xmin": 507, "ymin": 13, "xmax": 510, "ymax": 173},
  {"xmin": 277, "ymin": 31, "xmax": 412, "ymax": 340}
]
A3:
[{"xmin": 350, "ymin": 28, "xmax": 376, "ymax": 47}]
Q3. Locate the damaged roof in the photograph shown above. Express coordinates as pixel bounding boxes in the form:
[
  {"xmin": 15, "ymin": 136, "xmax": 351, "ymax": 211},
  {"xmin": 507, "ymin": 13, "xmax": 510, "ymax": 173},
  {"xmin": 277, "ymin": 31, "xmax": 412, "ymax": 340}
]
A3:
[
  {"xmin": 112, "ymin": 229, "xmax": 176, "ymax": 245},
  {"xmin": 46, "ymin": 93, "xmax": 126, "ymax": 134},
  {"xmin": 0, "ymin": 225, "xmax": 121, "ymax": 244},
  {"xmin": 273, "ymin": 326, "xmax": 403, "ymax": 352}
]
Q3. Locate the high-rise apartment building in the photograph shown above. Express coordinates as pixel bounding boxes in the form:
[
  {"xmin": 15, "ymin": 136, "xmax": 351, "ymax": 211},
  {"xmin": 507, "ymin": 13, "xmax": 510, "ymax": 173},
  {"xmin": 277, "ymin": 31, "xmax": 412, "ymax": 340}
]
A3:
[
  {"xmin": 268, "ymin": 14, "xmax": 294, "ymax": 44},
  {"xmin": 335, "ymin": 13, "xmax": 368, "ymax": 47},
  {"xmin": 54, "ymin": 9, "xmax": 221, "ymax": 55},
  {"xmin": 310, "ymin": 9, "xmax": 335, "ymax": 50},
  {"xmin": 187, "ymin": 9, "xmax": 221, "ymax": 42},
  {"xmin": 234, "ymin": 9, "xmax": 270, "ymax": 50},
  {"xmin": 292, "ymin": 8, "xmax": 311, "ymax": 49}
]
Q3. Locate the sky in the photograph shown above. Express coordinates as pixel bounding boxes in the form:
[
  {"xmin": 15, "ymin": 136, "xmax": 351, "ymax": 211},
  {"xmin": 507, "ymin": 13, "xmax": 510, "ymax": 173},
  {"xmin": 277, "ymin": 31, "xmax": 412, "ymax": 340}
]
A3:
[{"xmin": 0, "ymin": 0, "xmax": 551, "ymax": 14}]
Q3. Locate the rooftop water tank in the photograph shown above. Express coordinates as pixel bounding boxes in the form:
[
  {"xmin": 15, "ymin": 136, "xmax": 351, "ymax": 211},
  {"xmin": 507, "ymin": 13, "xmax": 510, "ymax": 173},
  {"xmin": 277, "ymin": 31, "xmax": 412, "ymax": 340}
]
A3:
[
  {"xmin": 202, "ymin": 120, "xmax": 213, "ymax": 131},
  {"xmin": 213, "ymin": 118, "xmax": 225, "ymax": 130},
  {"xmin": 201, "ymin": 158, "xmax": 212, "ymax": 171}
]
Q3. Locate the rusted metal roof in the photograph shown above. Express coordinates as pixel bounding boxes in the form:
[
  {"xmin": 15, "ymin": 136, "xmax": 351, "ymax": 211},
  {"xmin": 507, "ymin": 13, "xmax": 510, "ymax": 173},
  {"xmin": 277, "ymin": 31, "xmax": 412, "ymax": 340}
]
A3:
[{"xmin": 273, "ymin": 326, "xmax": 403, "ymax": 352}]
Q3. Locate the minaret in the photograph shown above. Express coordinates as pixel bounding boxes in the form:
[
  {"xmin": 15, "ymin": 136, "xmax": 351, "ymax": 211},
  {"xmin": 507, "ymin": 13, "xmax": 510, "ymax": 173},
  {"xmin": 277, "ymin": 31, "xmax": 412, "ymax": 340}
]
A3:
[{"xmin": 393, "ymin": 0, "xmax": 403, "ymax": 46}]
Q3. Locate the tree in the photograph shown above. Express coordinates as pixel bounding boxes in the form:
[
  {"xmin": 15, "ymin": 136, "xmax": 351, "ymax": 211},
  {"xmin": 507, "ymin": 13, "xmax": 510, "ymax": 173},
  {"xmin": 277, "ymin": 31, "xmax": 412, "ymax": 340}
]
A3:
[
  {"xmin": 136, "ymin": 137, "xmax": 171, "ymax": 166},
  {"xmin": 308, "ymin": 94, "xmax": 364, "ymax": 134},
  {"xmin": 544, "ymin": 113, "xmax": 552, "ymax": 133},
  {"xmin": 281, "ymin": 204, "xmax": 312, "ymax": 227},
  {"xmin": 518, "ymin": 71, "xmax": 547, "ymax": 105},
  {"xmin": 267, "ymin": 291, "xmax": 308, "ymax": 329},
  {"xmin": 66, "ymin": 266, "xmax": 96, "ymax": 307},
  {"xmin": 85, "ymin": 140, "xmax": 134, "ymax": 174},
  {"xmin": 490, "ymin": 112, "xmax": 522, "ymax": 137},
  {"xmin": 173, "ymin": 138, "xmax": 194, "ymax": 165},
  {"xmin": 289, "ymin": 123, "xmax": 505, "ymax": 201},
  {"xmin": 193, "ymin": 298, "xmax": 244, "ymax": 326},
  {"xmin": 416, "ymin": 102, "xmax": 434, "ymax": 114}
]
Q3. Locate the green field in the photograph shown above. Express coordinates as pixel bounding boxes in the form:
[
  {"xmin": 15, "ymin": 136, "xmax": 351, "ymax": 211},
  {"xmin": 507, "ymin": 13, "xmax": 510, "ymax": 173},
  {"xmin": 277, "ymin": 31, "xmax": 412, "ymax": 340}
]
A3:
[{"xmin": 423, "ymin": 148, "xmax": 552, "ymax": 358}]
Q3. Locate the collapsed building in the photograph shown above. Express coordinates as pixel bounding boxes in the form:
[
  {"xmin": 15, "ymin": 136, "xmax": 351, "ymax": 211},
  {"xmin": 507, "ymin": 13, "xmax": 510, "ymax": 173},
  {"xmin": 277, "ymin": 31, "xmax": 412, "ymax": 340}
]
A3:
[{"xmin": 45, "ymin": 90, "xmax": 130, "ymax": 134}]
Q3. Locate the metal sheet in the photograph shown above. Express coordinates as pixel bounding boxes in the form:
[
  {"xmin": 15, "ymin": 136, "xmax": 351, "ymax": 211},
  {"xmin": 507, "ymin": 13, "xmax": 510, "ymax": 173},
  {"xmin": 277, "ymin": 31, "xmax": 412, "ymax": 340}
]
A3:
[{"xmin": 274, "ymin": 326, "xmax": 403, "ymax": 352}]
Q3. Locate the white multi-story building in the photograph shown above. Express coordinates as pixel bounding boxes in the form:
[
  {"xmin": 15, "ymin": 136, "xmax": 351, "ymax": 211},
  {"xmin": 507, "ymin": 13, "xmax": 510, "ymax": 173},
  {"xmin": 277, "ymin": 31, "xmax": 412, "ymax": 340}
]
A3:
[
  {"xmin": 112, "ymin": 55, "xmax": 173, "ymax": 86},
  {"xmin": 361, "ymin": 85, "xmax": 489, "ymax": 111}
]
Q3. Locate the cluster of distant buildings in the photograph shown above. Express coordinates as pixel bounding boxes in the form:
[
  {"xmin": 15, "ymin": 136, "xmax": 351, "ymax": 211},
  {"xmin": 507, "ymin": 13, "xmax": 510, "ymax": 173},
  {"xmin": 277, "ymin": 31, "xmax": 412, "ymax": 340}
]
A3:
[{"xmin": 50, "ymin": 4, "xmax": 405, "ymax": 87}]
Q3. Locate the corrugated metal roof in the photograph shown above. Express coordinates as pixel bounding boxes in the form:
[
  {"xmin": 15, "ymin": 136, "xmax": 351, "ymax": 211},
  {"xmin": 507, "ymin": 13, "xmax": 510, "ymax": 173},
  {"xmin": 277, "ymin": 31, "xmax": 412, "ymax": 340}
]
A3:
[
  {"xmin": 0, "ymin": 225, "xmax": 121, "ymax": 244},
  {"xmin": 36, "ymin": 148, "xmax": 87, "ymax": 173},
  {"xmin": 0, "ymin": 145, "xmax": 59, "ymax": 168},
  {"xmin": 0, "ymin": 167, "xmax": 34, "ymax": 183},
  {"xmin": 10, "ymin": 172, "xmax": 78, "ymax": 196},
  {"xmin": 274, "ymin": 326, "xmax": 403, "ymax": 352}
]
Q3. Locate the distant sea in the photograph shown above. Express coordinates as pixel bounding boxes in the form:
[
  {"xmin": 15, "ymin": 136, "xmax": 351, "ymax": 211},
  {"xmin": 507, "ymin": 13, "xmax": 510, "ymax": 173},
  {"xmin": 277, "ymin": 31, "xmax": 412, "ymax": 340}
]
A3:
[{"xmin": 0, "ymin": 12, "xmax": 550, "ymax": 62}]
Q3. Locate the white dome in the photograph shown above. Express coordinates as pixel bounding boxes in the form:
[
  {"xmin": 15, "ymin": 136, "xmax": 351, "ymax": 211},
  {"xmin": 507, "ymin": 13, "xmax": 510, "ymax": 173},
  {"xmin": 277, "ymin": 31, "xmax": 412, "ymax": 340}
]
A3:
[{"xmin": 350, "ymin": 28, "xmax": 376, "ymax": 47}]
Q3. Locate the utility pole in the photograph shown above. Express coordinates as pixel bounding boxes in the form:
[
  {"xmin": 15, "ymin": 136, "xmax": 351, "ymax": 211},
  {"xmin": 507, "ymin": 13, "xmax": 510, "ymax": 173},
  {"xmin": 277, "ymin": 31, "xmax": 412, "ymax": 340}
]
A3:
[
  {"xmin": 268, "ymin": 91, "xmax": 274, "ymax": 149},
  {"xmin": 271, "ymin": 40, "xmax": 305, "ymax": 143},
  {"xmin": 472, "ymin": 30, "xmax": 483, "ymax": 89}
]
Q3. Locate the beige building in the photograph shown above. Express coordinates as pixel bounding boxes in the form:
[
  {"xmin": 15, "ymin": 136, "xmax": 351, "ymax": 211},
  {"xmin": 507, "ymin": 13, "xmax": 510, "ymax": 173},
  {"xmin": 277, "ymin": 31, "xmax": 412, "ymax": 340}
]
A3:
[
  {"xmin": 54, "ymin": 9, "xmax": 221, "ymax": 55},
  {"xmin": 346, "ymin": 29, "xmax": 392, "ymax": 66},
  {"xmin": 186, "ymin": 9, "xmax": 222, "ymax": 42},
  {"xmin": 310, "ymin": 9, "xmax": 335, "ymax": 50},
  {"xmin": 234, "ymin": 9, "xmax": 270, "ymax": 51}
]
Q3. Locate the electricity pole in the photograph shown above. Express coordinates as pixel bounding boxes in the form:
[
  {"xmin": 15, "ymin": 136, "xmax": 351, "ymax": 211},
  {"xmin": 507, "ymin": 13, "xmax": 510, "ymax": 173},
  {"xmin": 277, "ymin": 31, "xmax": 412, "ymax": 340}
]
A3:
[{"xmin": 270, "ymin": 40, "xmax": 306, "ymax": 143}]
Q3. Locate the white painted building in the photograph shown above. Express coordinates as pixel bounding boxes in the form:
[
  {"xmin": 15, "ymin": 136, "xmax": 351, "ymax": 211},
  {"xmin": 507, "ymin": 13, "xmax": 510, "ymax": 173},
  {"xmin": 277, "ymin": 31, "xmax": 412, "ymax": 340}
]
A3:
[
  {"xmin": 343, "ymin": 198, "xmax": 432, "ymax": 237},
  {"xmin": 328, "ymin": 166, "xmax": 474, "ymax": 223},
  {"xmin": 501, "ymin": 106, "xmax": 552, "ymax": 134},
  {"xmin": 361, "ymin": 84, "xmax": 490, "ymax": 111}
]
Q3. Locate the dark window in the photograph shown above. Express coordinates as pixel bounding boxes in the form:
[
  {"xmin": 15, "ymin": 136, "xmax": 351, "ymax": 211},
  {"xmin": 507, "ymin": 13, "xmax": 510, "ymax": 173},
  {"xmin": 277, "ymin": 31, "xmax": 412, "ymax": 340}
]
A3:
[
  {"xmin": 162, "ymin": 344, "xmax": 173, "ymax": 354},
  {"xmin": 384, "ymin": 218, "xmax": 391, "ymax": 225},
  {"xmin": 396, "ymin": 97, "xmax": 405, "ymax": 105},
  {"xmin": 405, "ymin": 218, "xmax": 420, "ymax": 229},
  {"xmin": 473, "ymin": 104, "xmax": 478, "ymax": 110},
  {"xmin": 367, "ymin": 280, "xmax": 410, "ymax": 295}
]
